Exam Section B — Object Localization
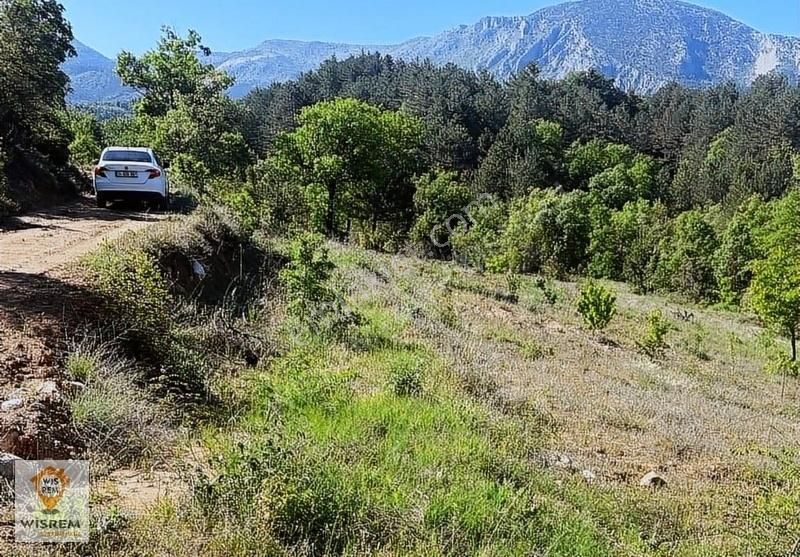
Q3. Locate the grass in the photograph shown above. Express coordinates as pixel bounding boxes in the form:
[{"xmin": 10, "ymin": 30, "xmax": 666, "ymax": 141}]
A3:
[
  {"xmin": 28, "ymin": 238, "xmax": 800, "ymax": 556},
  {"xmin": 64, "ymin": 340, "xmax": 175, "ymax": 469}
]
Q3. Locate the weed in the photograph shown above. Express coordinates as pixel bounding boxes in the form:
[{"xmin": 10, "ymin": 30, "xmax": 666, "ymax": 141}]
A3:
[
  {"xmin": 66, "ymin": 350, "xmax": 101, "ymax": 383},
  {"xmin": 506, "ymin": 272, "xmax": 521, "ymax": 303},
  {"xmin": 66, "ymin": 343, "xmax": 174, "ymax": 467},
  {"xmin": 535, "ymin": 276, "xmax": 560, "ymax": 305},
  {"xmin": 683, "ymin": 322, "xmax": 711, "ymax": 360}
]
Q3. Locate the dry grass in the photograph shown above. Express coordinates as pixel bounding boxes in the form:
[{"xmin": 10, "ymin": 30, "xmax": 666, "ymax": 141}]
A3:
[{"xmin": 332, "ymin": 244, "xmax": 800, "ymax": 552}]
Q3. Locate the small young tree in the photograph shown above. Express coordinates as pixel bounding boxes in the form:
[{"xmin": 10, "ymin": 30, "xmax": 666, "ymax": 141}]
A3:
[
  {"xmin": 577, "ymin": 281, "xmax": 616, "ymax": 330},
  {"xmin": 279, "ymin": 232, "xmax": 361, "ymax": 336}
]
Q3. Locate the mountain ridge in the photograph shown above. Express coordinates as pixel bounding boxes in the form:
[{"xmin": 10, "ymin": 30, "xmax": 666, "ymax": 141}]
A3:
[{"xmin": 64, "ymin": 0, "xmax": 800, "ymax": 104}]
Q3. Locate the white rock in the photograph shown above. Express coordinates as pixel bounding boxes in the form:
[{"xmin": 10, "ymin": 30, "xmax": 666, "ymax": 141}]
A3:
[
  {"xmin": 1, "ymin": 398, "xmax": 23, "ymax": 412},
  {"xmin": 38, "ymin": 381, "xmax": 58, "ymax": 396},
  {"xmin": 582, "ymin": 469, "xmax": 597, "ymax": 482},
  {"xmin": 191, "ymin": 258, "xmax": 207, "ymax": 279},
  {"xmin": 639, "ymin": 471, "xmax": 667, "ymax": 488}
]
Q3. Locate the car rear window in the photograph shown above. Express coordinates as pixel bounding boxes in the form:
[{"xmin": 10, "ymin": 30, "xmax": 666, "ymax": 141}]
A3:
[{"xmin": 102, "ymin": 150, "xmax": 152, "ymax": 163}]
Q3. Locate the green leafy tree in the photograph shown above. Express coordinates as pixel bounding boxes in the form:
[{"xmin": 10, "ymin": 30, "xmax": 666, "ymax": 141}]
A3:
[
  {"xmin": 713, "ymin": 196, "xmax": 770, "ymax": 306},
  {"xmin": 475, "ymin": 119, "xmax": 564, "ymax": 198},
  {"xmin": 750, "ymin": 248, "xmax": 800, "ymax": 364},
  {"xmin": 656, "ymin": 210, "xmax": 719, "ymax": 301},
  {"xmin": 410, "ymin": 171, "xmax": 473, "ymax": 256},
  {"xmin": 0, "ymin": 0, "xmax": 75, "ymax": 204},
  {"xmin": 749, "ymin": 190, "xmax": 800, "ymax": 365},
  {"xmin": 274, "ymin": 98, "xmax": 423, "ymax": 237},
  {"xmin": 65, "ymin": 110, "xmax": 103, "ymax": 167},
  {"xmin": 588, "ymin": 200, "xmax": 667, "ymax": 293},
  {"xmin": 117, "ymin": 27, "xmax": 233, "ymax": 117},
  {"xmin": 450, "ymin": 198, "xmax": 507, "ymax": 271}
]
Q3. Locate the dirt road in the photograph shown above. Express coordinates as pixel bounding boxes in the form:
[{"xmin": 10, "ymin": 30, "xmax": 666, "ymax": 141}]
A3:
[
  {"xmin": 0, "ymin": 200, "xmax": 165, "ymax": 463},
  {"xmin": 0, "ymin": 200, "xmax": 165, "ymax": 275}
]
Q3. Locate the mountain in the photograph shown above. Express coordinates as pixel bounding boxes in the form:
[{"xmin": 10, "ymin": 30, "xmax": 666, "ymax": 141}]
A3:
[
  {"xmin": 392, "ymin": 0, "xmax": 800, "ymax": 91},
  {"xmin": 64, "ymin": 0, "xmax": 800, "ymax": 104},
  {"xmin": 210, "ymin": 40, "xmax": 384, "ymax": 98},
  {"xmin": 63, "ymin": 41, "xmax": 135, "ymax": 104}
]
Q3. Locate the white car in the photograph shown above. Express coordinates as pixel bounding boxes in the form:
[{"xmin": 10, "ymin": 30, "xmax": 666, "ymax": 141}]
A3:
[{"xmin": 93, "ymin": 147, "xmax": 169, "ymax": 210}]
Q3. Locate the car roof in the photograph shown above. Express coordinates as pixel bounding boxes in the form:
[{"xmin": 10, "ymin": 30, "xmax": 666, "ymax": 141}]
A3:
[{"xmin": 103, "ymin": 146, "xmax": 153, "ymax": 152}]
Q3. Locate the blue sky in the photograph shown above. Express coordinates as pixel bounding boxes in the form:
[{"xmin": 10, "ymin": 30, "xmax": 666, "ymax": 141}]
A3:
[{"xmin": 62, "ymin": 0, "xmax": 799, "ymax": 58}]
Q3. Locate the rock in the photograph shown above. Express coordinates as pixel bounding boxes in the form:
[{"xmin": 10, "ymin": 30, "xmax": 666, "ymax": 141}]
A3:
[
  {"xmin": 191, "ymin": 258, "xmax": 207, "ymax": 279},
  {"xmin": 0, "ymin": 452, "xmax": 19, "ymax": 481},
  {"xmin": 38, "ymin": 381, "xmax": 58, "ymax": 396},
  {"xmin": 64, "ymin": 381, "xmax": 87, "ymax": 395},
  {"xmin": 1, "ymin": 398, "xmax": 23, "ymax": 412},
  {"xmin": 639, "ymin": 471, "xmax": 667, "ymax": 489},
  {"xmin": 555, "ymin": 454, "xmax": 573, "ymax": 469},
  {"xmin": 582, "ymin": 469, "xmax": 597, "ymax": 483}
]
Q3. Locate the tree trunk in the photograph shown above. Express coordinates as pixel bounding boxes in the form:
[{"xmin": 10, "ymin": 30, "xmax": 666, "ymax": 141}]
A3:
[{"xmin": 325, "ymin": 186, "xmax": 336, "ymax": 236}]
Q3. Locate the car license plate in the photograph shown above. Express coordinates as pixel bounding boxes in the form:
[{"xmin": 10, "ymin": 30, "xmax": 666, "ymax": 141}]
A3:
[{"xmin": 115, "ymin": 171, "xmax": 137, "ymax": 178}]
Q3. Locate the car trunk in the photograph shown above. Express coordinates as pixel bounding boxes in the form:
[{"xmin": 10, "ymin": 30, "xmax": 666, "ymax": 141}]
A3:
[{"xmin": 100, "ymin": 162, "xmax": 156, "ymax": 185}]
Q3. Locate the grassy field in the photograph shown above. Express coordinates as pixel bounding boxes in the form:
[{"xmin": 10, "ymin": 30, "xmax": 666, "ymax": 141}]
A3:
[{"xmin": 15, "ymin": 238, "xmax": 800, "ymax": 556}]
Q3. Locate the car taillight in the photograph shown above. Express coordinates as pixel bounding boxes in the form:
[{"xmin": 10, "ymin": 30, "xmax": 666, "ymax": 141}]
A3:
[
  {"xmin": 148, "ymin": 169, "xmax": 162, "ymax": 179},
  {"xmin": 94, "ymin": 166, "xmax": 108, "ymax": 177}
]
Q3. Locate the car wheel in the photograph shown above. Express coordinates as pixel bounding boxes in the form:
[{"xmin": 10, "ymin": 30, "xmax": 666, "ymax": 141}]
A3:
[{"xmin": 96, "ymin": 193, "xmax": 107, "ymax": 208}]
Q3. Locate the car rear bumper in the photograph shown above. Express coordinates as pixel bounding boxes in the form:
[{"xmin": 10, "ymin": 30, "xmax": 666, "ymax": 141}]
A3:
[
  {"xmin": 96, "ymin": 189, "xmax": 167, "ymax": 201},
  {"xmin": 95, "ymin": 183, "xmax": 167, "ymax": 199}
]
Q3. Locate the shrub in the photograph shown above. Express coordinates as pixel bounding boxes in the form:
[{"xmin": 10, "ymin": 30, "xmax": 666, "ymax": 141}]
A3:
[
  {"xmin": 280, "ymin": 232, "xmax": 360, "ymax": 336},
  {"xmin": 83, "ymin": 247, "xmax": 173, "ymax": 355},
  {"xmin": 577, "ymin": 281, "xmax": 616, "ymax": 330},
  {"xmin": 638, "ymin": 310, "xmax": 674, "ymax": 357},
  {"xmin": 389, "ymin": 356, "xmax": 424, "ymax": 397}
]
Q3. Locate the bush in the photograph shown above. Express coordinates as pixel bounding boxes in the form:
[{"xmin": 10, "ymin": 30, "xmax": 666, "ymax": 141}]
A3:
[
  {"xmin": 83, "ymin": 248, "xmax": 173, "ymax": 354},
  {"xmin": 577, "ymin": 281, "xmax": 616, "ymax": 330},
  {"xmin": 389, "ymin": 355, "xmax": 424, "ymax": 397},
  {"xmin": 638, "ymin": 310, "xmax": 674, "ymax": 357},
  {"xmin": 280, "ymin": 232, "xmax": 360, "ymax": 336}
]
